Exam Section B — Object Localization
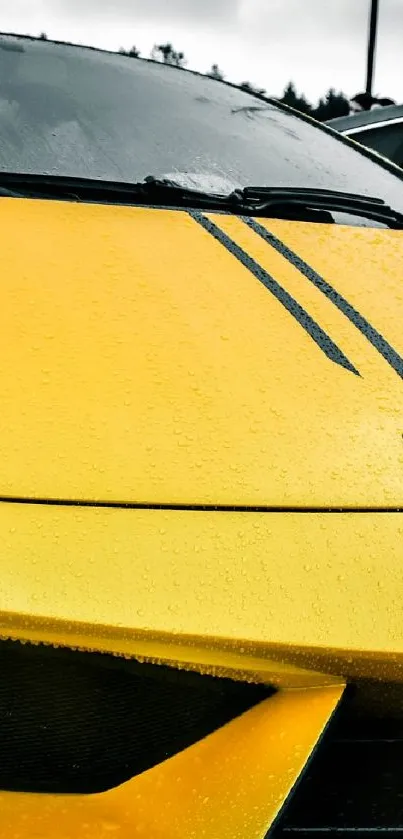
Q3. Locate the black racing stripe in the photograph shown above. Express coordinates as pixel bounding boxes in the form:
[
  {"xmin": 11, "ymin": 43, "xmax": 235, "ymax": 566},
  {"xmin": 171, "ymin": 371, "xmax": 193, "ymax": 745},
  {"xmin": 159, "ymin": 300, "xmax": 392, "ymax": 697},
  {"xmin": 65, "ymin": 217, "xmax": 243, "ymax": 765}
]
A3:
[
  {"xmin": 244, "ymin": 216, "xmax": 403, "ymax": 380},
  {"xmin": 189, "ymin": 211, "xmax": 359, "ymax": 376},
  {"xmin": 189, "ymin": 210, "xmax": 360, "ymax": 376}
]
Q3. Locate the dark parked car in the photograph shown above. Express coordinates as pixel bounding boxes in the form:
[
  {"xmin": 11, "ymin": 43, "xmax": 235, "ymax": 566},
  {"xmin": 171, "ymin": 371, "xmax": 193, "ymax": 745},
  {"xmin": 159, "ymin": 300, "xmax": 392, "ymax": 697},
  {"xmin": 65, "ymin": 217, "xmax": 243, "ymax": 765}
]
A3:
[{"xmin": 327, "ymin": 104, "xmax": 403, "ymax": 168}]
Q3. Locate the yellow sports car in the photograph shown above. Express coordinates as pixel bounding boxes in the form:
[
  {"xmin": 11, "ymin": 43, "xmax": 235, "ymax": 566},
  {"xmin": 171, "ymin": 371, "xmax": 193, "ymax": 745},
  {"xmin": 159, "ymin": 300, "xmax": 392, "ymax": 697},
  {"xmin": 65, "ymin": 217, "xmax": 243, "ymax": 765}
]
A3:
[{"xmin": 1, "ymin": 32, "xmax": 403, "ymax": 839}]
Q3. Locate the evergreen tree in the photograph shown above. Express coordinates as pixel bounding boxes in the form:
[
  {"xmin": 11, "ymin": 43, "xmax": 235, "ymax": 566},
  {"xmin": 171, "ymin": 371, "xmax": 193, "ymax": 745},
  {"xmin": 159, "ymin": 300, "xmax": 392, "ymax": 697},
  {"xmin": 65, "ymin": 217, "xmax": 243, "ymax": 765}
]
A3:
[
  {"xmin": 119, "ymin": 45, "xmax": 140, "ymax": 58},
  {"xmin": 313, "ymin": 88, "xmax": 350, "ymax": 121},
  {"xmin": 280, "ymin": 82, "xmax": 312, "ymax": 115},
  {"xmin": 239, "ymin": 80, "xmax": 266, "ymax": 96},
  {"xmin": 207, "ymin": 64, "xmax": 224, "ymax": 80},
  {"xmin": 151, "ymin": 43, "xmax": 186, "ymax": 67}
]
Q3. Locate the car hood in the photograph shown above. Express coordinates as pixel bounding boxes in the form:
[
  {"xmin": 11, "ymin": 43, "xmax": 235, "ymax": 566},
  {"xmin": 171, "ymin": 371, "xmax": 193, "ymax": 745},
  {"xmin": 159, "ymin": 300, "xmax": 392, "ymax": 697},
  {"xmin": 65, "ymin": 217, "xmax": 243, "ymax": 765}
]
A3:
[{"xmin": 2, "ymin": 196, "xmax": 403, "ymax": 508}]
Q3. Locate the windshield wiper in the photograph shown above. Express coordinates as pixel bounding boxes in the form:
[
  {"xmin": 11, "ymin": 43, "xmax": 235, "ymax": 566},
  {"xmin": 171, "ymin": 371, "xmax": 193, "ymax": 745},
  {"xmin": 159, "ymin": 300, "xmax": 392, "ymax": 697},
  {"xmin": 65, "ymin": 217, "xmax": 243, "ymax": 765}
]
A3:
[
  {"xmin": 0, "ymin": 172, "xmax": 230, "ymax": 209},
  {"xmin": 0, "ymin": 173, "xmax": 402, "ymax": 229},
  {"xmin": 231, "ymin": 186, "xmax": 403, "ymax": 229},
  {"xmin": 129, "ymin": 180, "xmax": 403, "ymax": 228}
]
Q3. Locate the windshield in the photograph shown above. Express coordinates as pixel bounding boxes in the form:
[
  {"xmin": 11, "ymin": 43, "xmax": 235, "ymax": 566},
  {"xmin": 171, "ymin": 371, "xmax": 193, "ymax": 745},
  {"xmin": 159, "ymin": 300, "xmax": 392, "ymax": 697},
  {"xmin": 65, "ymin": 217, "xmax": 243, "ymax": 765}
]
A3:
[{"xmin": 1, "ymin": 33, "xmax": 403, "ymax": 213}]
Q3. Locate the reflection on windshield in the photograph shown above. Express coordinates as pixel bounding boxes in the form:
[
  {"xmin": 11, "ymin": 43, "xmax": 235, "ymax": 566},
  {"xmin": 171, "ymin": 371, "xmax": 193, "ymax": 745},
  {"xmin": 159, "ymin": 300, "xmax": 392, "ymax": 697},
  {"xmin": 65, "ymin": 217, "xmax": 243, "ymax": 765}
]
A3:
[
  {"xmin": 158, "ymin": 172, "xmax": 241, "ymax": 192},
  {"xmin": 0, "ymin": 33, "xmax": 403, "ymax": 213}
]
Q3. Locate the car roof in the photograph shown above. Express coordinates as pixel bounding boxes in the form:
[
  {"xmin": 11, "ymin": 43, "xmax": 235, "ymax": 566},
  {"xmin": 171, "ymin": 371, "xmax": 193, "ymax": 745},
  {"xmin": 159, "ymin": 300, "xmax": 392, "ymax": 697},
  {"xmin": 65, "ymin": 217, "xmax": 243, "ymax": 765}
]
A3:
[{"xmin": 326, "ymin": 104, "xmax": 403, "ymax": 133}]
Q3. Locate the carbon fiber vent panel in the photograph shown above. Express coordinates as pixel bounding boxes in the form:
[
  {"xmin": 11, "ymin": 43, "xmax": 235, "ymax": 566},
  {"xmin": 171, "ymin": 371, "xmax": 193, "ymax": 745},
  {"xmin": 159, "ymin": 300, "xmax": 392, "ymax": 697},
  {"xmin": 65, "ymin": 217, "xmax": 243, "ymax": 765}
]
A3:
[
  {"xmin": 0, "ymin": 640, "xmax": 271, "ymax": 794},
  {"xmin": 273, "ymin": 682, "xmax": 403, "ymax": 839}
]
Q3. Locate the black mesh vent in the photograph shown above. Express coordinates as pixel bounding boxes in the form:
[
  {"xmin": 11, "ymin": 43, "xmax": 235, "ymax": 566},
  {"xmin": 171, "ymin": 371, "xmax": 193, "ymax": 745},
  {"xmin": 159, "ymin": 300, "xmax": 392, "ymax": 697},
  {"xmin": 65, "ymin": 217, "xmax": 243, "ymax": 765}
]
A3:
[
  {"xmin": 272, "ymin": 681, "xmax": 403, "ymax": 839},
  {"xmin": 0, "ymin": 640, "xmax": 271, "ymax": 794}
]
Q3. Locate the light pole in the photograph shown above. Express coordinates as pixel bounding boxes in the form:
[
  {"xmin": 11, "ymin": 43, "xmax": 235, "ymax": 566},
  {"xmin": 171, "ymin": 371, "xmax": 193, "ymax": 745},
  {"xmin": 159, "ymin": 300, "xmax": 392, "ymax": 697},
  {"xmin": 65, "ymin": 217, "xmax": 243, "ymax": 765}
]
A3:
[{"xmin": 366, "ymin": 0, "xmax": 379, "ymax": 96}]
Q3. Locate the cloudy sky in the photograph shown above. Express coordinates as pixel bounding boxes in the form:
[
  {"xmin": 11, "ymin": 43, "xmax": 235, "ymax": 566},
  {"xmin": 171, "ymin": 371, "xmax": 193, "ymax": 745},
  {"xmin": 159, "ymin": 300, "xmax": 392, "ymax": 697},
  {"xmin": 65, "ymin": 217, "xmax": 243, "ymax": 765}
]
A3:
[{"xmin": 0, "ymin": 0, "xmax": 402, "ymax": 103}]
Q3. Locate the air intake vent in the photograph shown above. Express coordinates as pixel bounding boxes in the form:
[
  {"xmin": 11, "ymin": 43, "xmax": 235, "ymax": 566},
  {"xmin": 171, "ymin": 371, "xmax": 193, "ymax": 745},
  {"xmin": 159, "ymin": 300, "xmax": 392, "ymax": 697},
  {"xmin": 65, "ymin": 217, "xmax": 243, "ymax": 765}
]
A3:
[
  {"xmin": 273, "ymin": 681, "xmax": 403, "ymax": 839},
  {"xmin": 0, "ymin": 640, "xmax": 271, "ymax": 794}
]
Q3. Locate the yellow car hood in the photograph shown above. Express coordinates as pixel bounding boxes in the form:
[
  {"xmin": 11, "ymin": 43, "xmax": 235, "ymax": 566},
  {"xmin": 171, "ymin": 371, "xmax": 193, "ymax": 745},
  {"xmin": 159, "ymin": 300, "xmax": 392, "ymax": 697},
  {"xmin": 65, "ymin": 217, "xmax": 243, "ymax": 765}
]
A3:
[
  {"xmin": 2, "ymin": 197, "xmax": 403, "ymax": 508},
  {"xmin": 1, "ymin": 198, "xmax": 403, "ymax": 839}
]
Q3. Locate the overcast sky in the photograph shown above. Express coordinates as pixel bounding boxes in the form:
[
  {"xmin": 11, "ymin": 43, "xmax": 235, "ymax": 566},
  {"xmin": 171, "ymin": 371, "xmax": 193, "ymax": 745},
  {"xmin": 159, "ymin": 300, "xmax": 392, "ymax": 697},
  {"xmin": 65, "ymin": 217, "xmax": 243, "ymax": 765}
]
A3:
[{"xmin": 0, "ymin": 0, "xmax": 402, "ymax": 103}]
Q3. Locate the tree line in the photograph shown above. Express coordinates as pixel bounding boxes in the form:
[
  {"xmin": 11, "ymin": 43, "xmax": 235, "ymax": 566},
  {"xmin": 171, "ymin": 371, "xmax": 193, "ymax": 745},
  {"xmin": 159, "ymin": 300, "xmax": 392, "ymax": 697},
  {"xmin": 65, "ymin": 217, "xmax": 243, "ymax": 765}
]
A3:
[
  {"xmin": 120, "ymin": 41, "xmax": 351, "ymax": 121},
  {"xmin": 38, "ymin": 34, "xmax": 351, "ymax": 120}
]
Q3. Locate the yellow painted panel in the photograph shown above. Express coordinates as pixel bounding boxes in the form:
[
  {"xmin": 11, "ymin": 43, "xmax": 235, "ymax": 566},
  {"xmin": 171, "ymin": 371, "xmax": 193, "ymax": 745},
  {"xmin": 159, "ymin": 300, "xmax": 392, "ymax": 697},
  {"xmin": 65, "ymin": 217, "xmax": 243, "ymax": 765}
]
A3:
[
  {"xmin": 0, "ymin": 504, "xmax": 402, "ymax": 683},
  {"xmin": 0, "ymin": 685, "xmax": 344, "ymax": 839},
  {"xmin": 0, "ymin": 199, "xmax": 402, "ymax": 506}
]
